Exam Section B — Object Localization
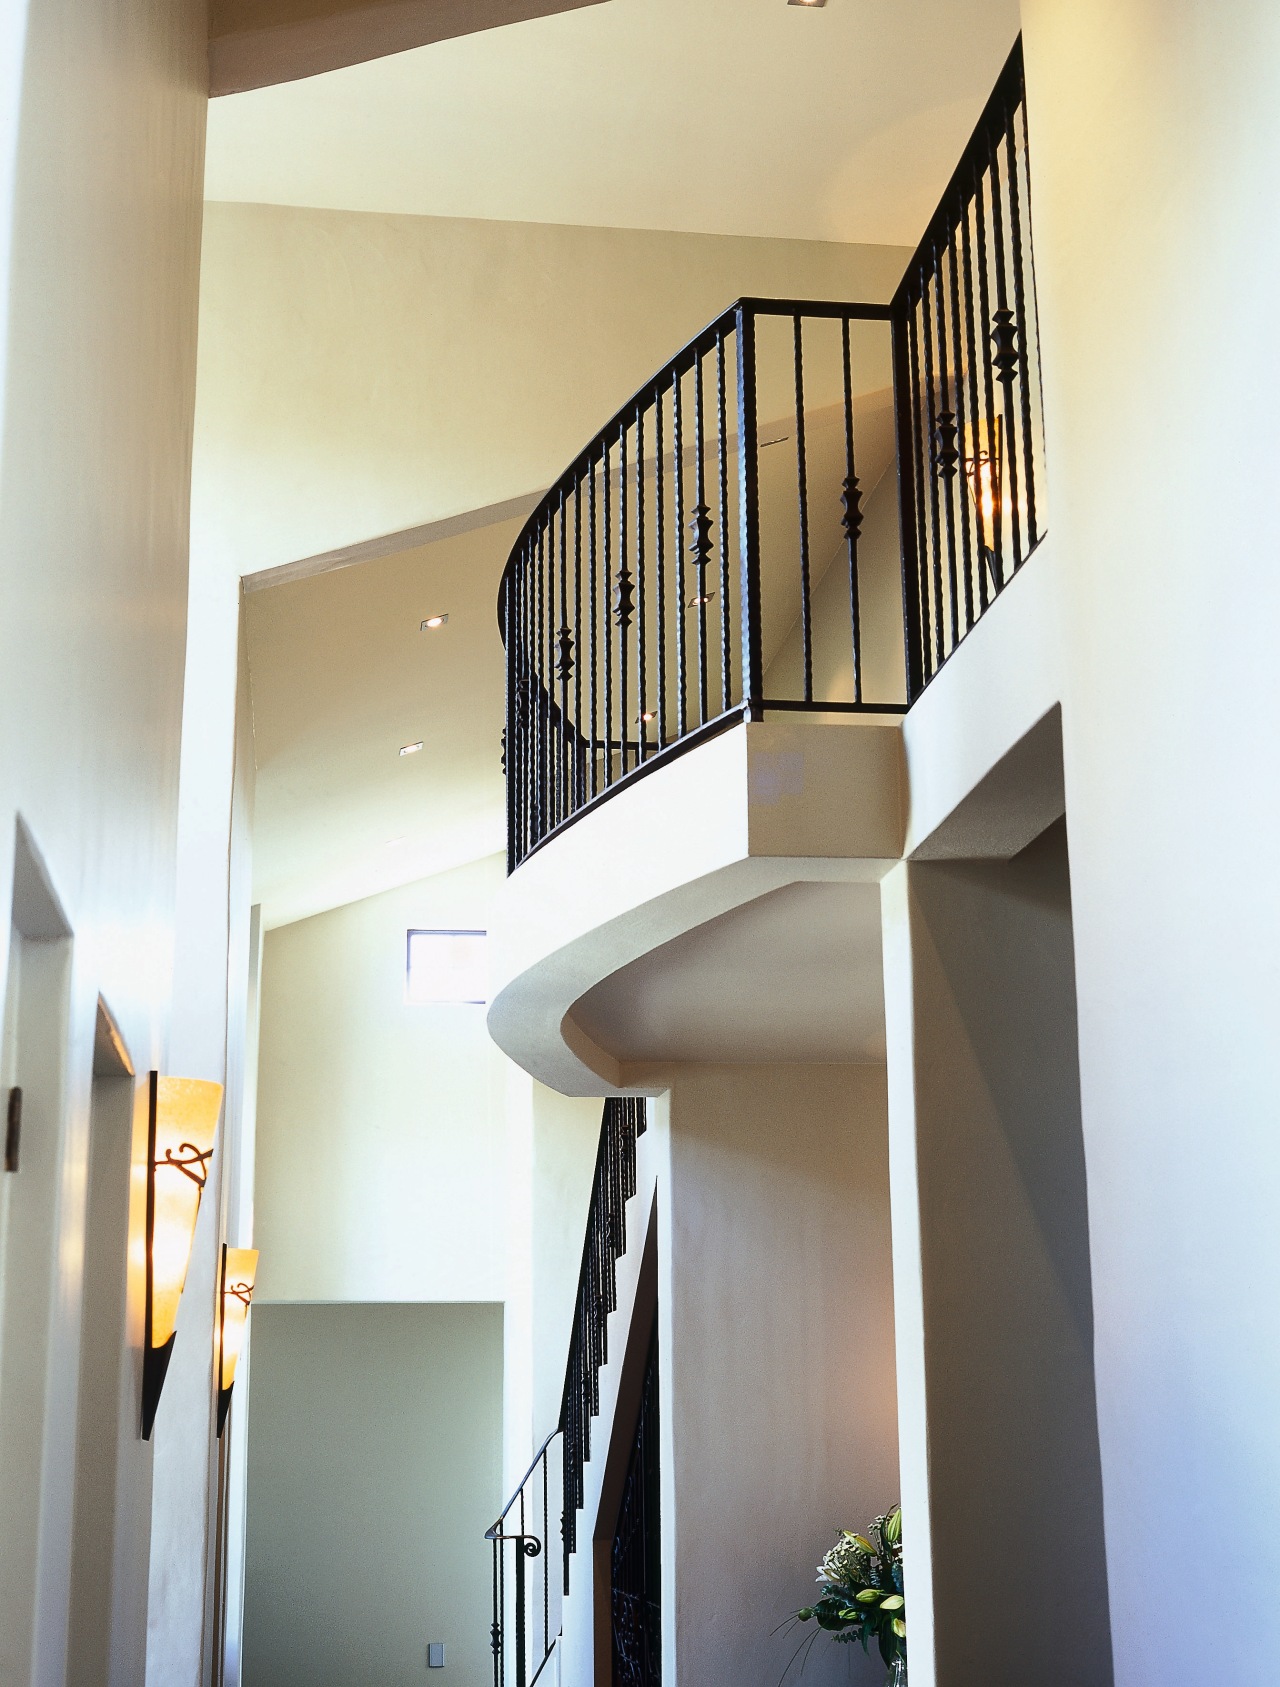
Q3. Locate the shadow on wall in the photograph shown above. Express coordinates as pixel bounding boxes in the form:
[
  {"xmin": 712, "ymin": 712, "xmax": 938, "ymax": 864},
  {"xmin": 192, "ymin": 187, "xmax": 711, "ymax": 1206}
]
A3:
[{"xmin": 908, "ymin": 816, "xmax": 1113, "ymax": 1687}]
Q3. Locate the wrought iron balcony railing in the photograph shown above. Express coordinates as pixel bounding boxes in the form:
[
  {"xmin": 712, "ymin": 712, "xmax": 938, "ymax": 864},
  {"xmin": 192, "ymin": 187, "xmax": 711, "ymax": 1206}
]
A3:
[{"xmin": 499, "ymin": 38, "xmax": 1042, "ymax": 874}]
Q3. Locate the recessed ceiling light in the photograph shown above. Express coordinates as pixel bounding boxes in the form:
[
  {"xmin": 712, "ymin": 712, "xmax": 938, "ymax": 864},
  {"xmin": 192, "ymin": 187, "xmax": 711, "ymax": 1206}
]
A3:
[
  {"xmin": 788, "ymin": 0, "xmax": 826, "ymax": 7},
  {"xmin": 420, "ymin": 614, "xmax": 449, "ymax": 631},
  {"xmin": 399, "ymin": 741, "xmax": 424, "ymax": 756}
]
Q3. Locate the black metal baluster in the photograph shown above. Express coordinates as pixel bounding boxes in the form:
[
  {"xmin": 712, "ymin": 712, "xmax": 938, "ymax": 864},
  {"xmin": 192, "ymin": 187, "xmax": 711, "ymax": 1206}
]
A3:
[
  {"xmin": 491, "ymin": 1537, "xmax": 501, "ymax": 1687},
  {"xmin": 515, "ymin": 1514, "xmax": 527, "ymax": 1687},
  {"xmin": 505, "ymin": 570, "xmax": 516, "ymax": 870},
  {"xmin": 736, "ymin": 306, "xmax": 763, "ymax": 717},
  {"xmin": 841, "ymin": 316, "xmax": 863, "ymax": 703},
  {"xmin": 545, "ymin": 516, "xmax": 558, "ymax": 831},
  {"xmin": 508, "ymin": 561, "xmax": 518, "ymax": 866},
  {"xmin": 534, "ymin": 524, "xmax": 545, "ymax": 845},
  {"xmin": 959, "ymin": 189, "xmax": 990, "ymax": 614},
  {"xmin": 919, "ymin": 269, "xmax": 947, "ymax": 668},
  {"xmin": 987, "ymin": 129, "xmax": 1025, "ymax": 570},
  {"xmin": 891, "ymin": 309, "xmax": 925, "ymax": 702},
  {"xmin": 793, "ymin": 314, "xmax": 814, "ymax": 702},
  {"xmin": 587, "ymin": 460, "xmax": 599, "ymax": 802},
  {"xmin": 717, "ymin": 330, "xmax": 731, "ymax": 711},
  {"xmin": 691, "ymin": 349, "xmax": 711, "ymax": 723},
  {"xmin": 945, "ymin": 215, "xmax": 976, "ymax": 633},
  {"xmin": 522, "ymin": 552, "xmax": 533, "ymax": 859},
  {"xmin": 617, "ymin": 421, "xmax": 632, "ymax": 776},
  {"xmin": 636, "ymin": 402, "xmax": 647, "ymax": 762},
  {"xmin": 972, "ymin": 164, "xmax": 1005, "ymax": 593},
  {"xmin": 602, "ymin": 440, "xmax": 613, "ymax": 789},
  {"xmin": 573, "ymin": 481, "xmax": 583, "ymax": 807},
  {"xmin": 1005, "ymin": 100, "xmax": 1039, "ymax": 552},
  {"xmin": 542, "ymin": 1450, "xmax": 550, "ymax": 1660},
  {"xmin": 906, "ymin": 306, "xmax": 935, "ymax": 681},
  {"xmin": 654, "ymin": 386, "xmax": 666, "ymax": 751},
  {"xmin": 499, "ymin": 1521, "xmax": 507, "ymax": 1687},
  {"xmin": 931, "ymin": 246, "xmax": 961, "ymax": 652},
  {"xmin": 673, "ymin": 364, "xmax": 687, "ymax": 737},
  {"xmin": 525, "ymin": 536, "xmax": 535, "ymax": 849},
  {"xmin": 558, "ymin": 493, "xmax": 570, "ymax": 829}
]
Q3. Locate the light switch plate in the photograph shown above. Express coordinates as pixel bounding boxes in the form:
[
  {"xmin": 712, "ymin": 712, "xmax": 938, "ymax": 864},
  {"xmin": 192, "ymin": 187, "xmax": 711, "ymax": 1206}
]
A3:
[{"xmin": 427, "ymin": 1642, "xmax": 445, "ymax": 1669}]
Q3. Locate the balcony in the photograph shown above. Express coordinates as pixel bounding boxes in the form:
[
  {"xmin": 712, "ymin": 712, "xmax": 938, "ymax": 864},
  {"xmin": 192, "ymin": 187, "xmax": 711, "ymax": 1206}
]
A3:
[{"xmin": 500, "ymin": 39, "xmax": 1045, "ymax": 877}]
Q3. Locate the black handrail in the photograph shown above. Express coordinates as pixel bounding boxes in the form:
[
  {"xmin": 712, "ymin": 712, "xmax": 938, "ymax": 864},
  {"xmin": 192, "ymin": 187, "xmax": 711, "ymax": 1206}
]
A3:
[{"xmin": 484, "ymin": 1099, "xmax": 647, "ymax": 1687}]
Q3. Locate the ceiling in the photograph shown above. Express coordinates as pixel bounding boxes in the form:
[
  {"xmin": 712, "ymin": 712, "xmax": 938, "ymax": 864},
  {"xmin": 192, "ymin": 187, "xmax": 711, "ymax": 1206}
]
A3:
[
  {"xmin": 570, "ymin": 879, "xmax": 887, "ymax": 1065},
  {"xmin": 206, "ymin": 0, "xmax": 1021, "ymax": 245},
  {"xmin": 243, "ymin": 517, "xmax": 517, "ymax": 927}
]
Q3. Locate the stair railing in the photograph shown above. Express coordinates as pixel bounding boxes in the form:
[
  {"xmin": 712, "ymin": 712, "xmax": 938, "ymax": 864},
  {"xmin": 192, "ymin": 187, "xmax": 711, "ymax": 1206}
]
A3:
[
  {"xmin": 484, "ymin": 1099, "xmax": 647, "ymax": 1686},
  {"xmin": 485, "ymin": 1429, "xmax": 562, "ymax": 1687}
]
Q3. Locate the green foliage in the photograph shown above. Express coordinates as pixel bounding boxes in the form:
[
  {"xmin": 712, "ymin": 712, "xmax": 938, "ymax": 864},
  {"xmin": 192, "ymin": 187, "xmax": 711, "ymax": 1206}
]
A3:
[{"xmin": 795, "ymin": 1506, "xmax": 905, "ymax": 1669}]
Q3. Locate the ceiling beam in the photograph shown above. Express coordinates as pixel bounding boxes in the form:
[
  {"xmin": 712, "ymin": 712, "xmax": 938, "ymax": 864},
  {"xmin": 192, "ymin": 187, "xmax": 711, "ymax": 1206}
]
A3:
[{"xmin": 209, "ymin": 0, "xmax": 610, "ymax": 97}]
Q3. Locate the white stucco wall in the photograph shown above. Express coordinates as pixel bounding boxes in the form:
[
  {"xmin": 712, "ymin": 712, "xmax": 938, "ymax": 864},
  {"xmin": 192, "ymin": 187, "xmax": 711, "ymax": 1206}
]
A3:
[
  {"xmin": 1015, "ymin": 5, "xmax": 1280, "ymax": 1681},
  {"xmin": 0, "ymin": 1, "xmax": 210, "ymax": 1683},
  {"xmin": 253, "ymin": 857, "xmax": 510, "ymax": 1304}
]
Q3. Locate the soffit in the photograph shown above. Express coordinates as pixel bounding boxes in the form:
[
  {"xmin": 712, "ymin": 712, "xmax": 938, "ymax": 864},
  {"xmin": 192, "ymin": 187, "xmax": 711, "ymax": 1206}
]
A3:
[
  {"xmin": 209, "ymin": 0, "xmax": 607, "ymax": 97},
  {"xmin": 571, "ymin": 880, "xmax": 887, "ymax": 1065},
  {"xmin": 205, "ymin": 0, "xmax": 1021, "ymax": 245},
  {"xmin": 244, "ymin": 518, "xmax": 515, "ymax": 928}
]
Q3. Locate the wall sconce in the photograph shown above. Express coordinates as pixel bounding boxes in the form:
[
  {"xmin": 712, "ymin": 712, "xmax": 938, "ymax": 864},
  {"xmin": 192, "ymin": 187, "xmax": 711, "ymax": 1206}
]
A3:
[
  {"xmin": 217, "ymin": 1244, "xmax": 259, "ymax": 1437},
  {"xmin": 142, "ymin": 1072, "xmax": 223, "ymax": 1440},
  {"xmin": 963, "ymin": 415, "xmax": 1003, "ymax": 527}
]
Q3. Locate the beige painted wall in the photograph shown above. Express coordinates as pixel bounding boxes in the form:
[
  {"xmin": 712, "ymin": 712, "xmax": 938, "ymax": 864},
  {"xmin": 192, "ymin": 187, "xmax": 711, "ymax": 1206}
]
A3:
[
  {"xmin": 254, "ymin": 857, "xmax": 509, "ymax": 1302},
  {"xmin": 0, "ymin": 0, "xmax": 210, "ymax": 1683},
  {"xmin": 193, "ymin": 204, "xmax": 909, "ymax": 581},
  {"xmin": 242, "ymin": 1302, "xmax": 502, "ymax": 1687}
]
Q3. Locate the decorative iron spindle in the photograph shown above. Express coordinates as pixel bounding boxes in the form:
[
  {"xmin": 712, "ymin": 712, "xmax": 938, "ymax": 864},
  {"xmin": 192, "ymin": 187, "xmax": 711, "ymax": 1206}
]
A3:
[{"xmin": 890, "ymin": 34, "xmax": 1044, "ymax": 699}]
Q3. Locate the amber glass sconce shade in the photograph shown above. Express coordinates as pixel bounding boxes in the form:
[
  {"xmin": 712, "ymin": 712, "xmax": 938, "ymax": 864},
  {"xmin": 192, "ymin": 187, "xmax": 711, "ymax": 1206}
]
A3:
[
  {"xmin": 216, "ymin": 1244, "xmax": 259, "ymax": 1437},
  {"xmin": 141, "ymin": 1072, "xmax": 223, "ymax": 1440}
]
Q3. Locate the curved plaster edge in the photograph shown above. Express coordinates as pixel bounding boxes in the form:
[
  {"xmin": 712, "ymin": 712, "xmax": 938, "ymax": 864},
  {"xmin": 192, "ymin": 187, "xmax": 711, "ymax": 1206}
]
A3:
[{"xmin": 486, "ymin": 717, "xmax": 904, "ymax": 1094}]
